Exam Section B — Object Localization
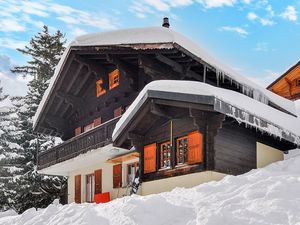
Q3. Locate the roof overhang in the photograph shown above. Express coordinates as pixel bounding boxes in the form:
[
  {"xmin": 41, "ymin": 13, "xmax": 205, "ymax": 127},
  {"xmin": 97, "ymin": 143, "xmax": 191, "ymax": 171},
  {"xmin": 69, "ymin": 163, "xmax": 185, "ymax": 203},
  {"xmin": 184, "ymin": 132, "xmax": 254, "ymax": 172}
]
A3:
[{"xmin": 113, "ymin": 80, "xmax": 300, "ymax": 147}]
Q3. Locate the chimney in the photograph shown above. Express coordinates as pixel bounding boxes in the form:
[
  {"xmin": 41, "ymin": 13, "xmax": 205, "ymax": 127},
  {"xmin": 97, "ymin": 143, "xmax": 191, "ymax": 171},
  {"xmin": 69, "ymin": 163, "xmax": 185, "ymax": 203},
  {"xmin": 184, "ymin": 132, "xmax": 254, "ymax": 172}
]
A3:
[{"xmin": 162, "ymin": 17, "xmax": 170, "ymax": 28}]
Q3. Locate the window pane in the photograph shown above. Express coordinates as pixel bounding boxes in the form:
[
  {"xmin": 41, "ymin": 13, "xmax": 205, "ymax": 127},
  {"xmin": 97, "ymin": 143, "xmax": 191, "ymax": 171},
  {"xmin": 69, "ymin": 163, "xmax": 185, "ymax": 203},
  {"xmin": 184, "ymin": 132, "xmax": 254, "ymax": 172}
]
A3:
[
  {"xmin": 160, "ymin": 142, "xmax": 171, "ymax": 169},
  {"xmin": 176, "ymin": 137, "xmax": 188, "ymax": 165}
]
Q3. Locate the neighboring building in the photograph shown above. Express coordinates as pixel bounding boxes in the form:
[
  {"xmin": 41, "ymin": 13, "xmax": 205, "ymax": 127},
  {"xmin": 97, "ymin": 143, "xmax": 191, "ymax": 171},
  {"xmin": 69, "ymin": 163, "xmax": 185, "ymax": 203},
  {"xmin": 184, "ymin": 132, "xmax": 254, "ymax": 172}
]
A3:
[
  {"xmin": 33, "ymin": 20, "xmax": 300, "ymax": 204},
  {"xmin": 267, "ymin": 61, "xmax": 300, "ymax": 100}
]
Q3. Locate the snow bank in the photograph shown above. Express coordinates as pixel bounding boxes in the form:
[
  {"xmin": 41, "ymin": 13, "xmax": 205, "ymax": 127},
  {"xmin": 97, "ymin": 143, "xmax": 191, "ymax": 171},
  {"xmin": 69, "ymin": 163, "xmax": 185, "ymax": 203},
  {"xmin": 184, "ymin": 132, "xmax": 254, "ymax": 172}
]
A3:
[{"xmin": 2, "ymin": 155, "xmax": 300, "ymax": 225}]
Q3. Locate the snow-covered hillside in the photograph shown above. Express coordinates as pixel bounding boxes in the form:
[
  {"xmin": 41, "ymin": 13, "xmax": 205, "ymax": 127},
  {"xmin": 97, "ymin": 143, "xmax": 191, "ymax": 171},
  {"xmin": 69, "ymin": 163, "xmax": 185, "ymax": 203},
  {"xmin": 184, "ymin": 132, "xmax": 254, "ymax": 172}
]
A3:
[{"xmin": 2, "ymin": 154, "xmax": 300, "ymax": 225}]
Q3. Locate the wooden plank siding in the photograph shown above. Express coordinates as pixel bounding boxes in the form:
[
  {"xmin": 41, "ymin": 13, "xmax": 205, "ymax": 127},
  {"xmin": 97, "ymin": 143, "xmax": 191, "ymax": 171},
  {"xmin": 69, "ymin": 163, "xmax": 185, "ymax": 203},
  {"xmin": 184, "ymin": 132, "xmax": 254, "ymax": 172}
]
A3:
[
  {"xmin": 268, "ymin": 63, "xmax": 300, "ymax": 100},
  {"xmin": 214, "ymin": 123, "xmax": 257, "ymax": 175}
]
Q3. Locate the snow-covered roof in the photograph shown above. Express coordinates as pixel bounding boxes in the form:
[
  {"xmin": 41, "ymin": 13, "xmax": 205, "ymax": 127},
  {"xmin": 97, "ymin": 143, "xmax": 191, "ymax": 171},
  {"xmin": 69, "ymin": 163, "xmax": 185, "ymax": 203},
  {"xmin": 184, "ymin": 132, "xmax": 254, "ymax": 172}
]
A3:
[
  {"xmin": 295, "ymin": 100, "xmax": 300, "ymax": 118},
  {"xmin": 112, "ymin": 80, "xmax": 300, "ymax": 145},
  {"xmin": 33, "ymin": 27, "xmax": 297, "ymax": 129}
]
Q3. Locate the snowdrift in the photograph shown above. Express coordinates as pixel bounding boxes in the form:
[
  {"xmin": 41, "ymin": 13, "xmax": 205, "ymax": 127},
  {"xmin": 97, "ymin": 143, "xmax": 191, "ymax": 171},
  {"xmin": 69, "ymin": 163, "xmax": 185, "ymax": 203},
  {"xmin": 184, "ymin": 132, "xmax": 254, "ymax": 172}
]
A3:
[{"xmin": 2, "ymin": 155, "xmax": 300, "ymax": 225}]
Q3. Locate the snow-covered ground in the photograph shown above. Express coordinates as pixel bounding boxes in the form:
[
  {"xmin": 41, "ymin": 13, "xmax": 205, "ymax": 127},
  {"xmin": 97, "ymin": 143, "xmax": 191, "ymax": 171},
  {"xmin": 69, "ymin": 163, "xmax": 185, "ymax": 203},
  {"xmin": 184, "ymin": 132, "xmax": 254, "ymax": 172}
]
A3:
[{"xmin": 2, "ymin": 154, "xmax": 300, "ymax": 225}]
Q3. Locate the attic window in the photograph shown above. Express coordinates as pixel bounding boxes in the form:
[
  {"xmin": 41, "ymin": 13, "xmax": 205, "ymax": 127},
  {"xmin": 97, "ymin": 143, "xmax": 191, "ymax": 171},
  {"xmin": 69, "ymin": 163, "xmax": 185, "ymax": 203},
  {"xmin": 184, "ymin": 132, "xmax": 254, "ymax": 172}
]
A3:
[{"xmin": 109, "ymin": 69, "xmax": 120, "ymax": 90}]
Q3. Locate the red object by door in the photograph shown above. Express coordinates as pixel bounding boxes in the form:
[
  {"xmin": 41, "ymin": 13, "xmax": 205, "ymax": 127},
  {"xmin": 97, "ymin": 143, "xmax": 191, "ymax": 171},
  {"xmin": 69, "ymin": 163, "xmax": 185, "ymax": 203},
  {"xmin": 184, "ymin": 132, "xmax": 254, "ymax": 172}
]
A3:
[{"xmin": 94, "ymin": 192, "xmax": 110, "ymax": 204}]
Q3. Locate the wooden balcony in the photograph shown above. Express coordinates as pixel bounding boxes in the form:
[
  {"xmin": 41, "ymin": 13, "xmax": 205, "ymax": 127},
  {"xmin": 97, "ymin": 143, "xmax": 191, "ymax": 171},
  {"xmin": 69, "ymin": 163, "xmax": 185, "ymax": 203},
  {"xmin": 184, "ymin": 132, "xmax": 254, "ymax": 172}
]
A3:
[{"xmin": 37, "ymin": 118, "xmax": 119, "ymax": 170}]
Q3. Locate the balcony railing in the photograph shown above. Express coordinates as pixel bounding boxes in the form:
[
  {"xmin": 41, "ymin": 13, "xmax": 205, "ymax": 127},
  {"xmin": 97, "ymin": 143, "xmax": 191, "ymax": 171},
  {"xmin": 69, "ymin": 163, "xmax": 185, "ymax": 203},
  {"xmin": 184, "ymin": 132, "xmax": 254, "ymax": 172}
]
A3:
[{"xmin": 37, "ymin": 117, "xmax": 119, "ymax": 170}]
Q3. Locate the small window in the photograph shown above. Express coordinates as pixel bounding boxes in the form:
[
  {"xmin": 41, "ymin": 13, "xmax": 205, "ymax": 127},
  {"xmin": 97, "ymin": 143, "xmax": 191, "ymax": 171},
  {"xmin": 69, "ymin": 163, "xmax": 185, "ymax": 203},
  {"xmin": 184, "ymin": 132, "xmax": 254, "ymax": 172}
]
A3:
[
  {"xmin": 297, "ymin": 79, "xmax": 300, "ymax": 86},
  {"xmin": 86, "ymin": 174, "xmax": 95, "ymax": 203},
  {"xmin": 114, "ymin": 107, "xmax": 123, "ymax": 118},
  {"xmin": 160, "ymin": 141, "xmax": 171, "ymax": 169},
  {"xmin": 83, "ymin": 123, "xmax": 94, "ymax": 132},
  {"xmin": 109, "ymin": 69, "xmax": 120, "ymax": 90},
  {"xmin": 176, "ymin": 136, "xmax": 188, "ymax": 165},
  {"xmin": 126, "ymin": 162, "xmax": 139, "ymax": 185},
  {"xmin": 96, "ymin": 79, "xmax": 106, "ymax": 97}
]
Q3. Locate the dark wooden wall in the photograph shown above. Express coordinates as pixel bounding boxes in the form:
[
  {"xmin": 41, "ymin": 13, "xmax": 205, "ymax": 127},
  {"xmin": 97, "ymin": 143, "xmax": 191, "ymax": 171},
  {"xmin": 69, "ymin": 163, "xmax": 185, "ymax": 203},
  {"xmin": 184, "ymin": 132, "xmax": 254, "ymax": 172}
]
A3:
[{"xmin": 214, "ymin": 122, "xmax": 257, "ymax": 175}]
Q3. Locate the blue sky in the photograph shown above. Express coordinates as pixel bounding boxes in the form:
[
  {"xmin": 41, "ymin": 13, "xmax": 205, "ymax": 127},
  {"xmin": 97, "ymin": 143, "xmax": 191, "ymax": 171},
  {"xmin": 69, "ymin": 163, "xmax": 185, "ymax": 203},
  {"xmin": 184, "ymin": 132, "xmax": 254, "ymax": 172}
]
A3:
[{"xmin": 0, "ymin": 0, "xmax": 299, "ymax": 96}]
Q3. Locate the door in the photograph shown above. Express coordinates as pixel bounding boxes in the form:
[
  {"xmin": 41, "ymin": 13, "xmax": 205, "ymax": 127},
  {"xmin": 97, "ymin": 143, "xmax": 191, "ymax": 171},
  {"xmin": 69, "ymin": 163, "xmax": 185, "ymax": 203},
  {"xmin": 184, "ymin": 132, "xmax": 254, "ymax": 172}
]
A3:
[{"xmin": 94, "ymin": 169, "xmax": 102, "ymax": 194}]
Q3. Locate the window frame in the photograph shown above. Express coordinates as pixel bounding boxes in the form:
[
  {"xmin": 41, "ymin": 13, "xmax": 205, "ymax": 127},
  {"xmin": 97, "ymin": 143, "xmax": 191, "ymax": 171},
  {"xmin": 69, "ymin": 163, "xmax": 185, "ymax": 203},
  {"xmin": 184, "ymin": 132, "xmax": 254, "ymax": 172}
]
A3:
[
  {"xmin": 176, "ymin": 136, "xmax": 188, "ymax": 166},
  {"xmin": 109, "ymin": 69, "xmax": 120, "ymax": 90},
  {"xmin": 126, "ymin": 162, "xmax": 139, "ymax": 186},
  {"xmin": 85, "ymin": 173, "xmax": 95, "ymax": 203},
  {"xmin": 297, "ymin": 79, "xmax": 300, "ymax": 87},
  {"xmin": 160, "ymin": 141, "xmax": 171, "ymax": 169}
]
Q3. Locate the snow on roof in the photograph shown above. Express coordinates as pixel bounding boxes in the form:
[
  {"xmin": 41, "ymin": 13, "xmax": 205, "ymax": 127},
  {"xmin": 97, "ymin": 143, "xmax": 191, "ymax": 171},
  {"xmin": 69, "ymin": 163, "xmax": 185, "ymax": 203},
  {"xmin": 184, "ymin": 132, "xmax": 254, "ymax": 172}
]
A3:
[
  {"xmin": 112, "ymin": 80, "xmax": 300, "ymax": 145},
  {"xmin": 33, "ymin": 27, "xmax": 296, "ymax": 129},
  {"xmin": 295, "ymin": 100, "xmax": 300, "ymax": 118}
]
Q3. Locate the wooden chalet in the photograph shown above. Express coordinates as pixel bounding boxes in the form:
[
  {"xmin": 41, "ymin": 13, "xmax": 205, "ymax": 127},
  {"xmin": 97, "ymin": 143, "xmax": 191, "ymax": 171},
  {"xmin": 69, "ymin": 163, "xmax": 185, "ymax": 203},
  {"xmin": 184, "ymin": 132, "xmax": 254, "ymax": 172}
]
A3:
[
  {"xmin": 33, "ymin": 19, "xmax": 300, "ymax": 204},
  {"xmin": 267, "ymin": 61, "xmax": 300, "ymax": 100}
]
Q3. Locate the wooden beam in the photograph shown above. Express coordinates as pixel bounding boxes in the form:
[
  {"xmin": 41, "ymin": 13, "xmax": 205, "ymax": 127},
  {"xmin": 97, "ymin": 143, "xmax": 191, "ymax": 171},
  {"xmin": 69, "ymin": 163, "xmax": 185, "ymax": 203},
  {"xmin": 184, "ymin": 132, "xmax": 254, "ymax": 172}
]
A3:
[
  {"xmin": 150, "ymin": 101, "xmax": 171, "ymax": 119},
  {"xmin": 138, "ymin": 55, "xmax": 178, "ymax": 79},
  {"xmin": 155, "ymin": 54, "xmax": 202, "ymax": 80}
]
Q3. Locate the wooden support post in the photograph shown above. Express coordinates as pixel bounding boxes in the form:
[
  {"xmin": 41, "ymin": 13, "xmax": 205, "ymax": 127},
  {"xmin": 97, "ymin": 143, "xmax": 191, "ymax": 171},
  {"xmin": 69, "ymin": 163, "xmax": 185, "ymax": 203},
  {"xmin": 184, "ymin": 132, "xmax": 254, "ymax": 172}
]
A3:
[
  {"xmin": 128, "ymin": 132, "xmax": 145, "ymax": 183},
  {"xmin": 203, "ymin": 65, "xmax": 207, "ymax": 83}
]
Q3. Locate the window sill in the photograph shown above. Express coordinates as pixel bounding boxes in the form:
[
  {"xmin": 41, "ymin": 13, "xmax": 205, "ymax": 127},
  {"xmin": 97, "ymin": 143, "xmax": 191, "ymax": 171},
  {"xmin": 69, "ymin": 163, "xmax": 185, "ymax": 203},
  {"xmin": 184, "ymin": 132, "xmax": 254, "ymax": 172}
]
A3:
[{"xmin": 158, "ymin": 167, "xmax": 171, "ymax": 172}]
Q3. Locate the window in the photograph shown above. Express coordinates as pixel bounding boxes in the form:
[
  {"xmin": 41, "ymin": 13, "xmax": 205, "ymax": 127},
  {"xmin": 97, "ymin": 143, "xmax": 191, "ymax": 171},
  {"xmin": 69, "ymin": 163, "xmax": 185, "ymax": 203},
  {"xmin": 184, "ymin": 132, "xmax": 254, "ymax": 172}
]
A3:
[
  {"xmin": 109, "ymin": 69, "xmax": 120, "ymax": 90},
  {"xmin": 114, "ymin": 107, "xmax": 123, "ymax": 118},
  {"xmin": 160, "ymin": 141, "xmax": 171, "ymax": 169},
  {"xmin": 126, "ymin": 162, "xmax": 139, "ymax": 185},
  {"xmin": 83, "ymin": 123, "xmax": 94, "ymax": 132},
  {"xmin": 113, "ymin": 164, "xmax": 122, "ymax": 188},
  {"xmin": 297, "ymin": 79, "xmax": 300, "ymax": 86},
  {"xmin": 86, "ymin": 174, "xmax": 95, "ymax": 202},
  {"xmin": 96, "ymin": 79, "xmax": 106, "ymax": 97},
  {"xmin": 75, "ymin": 127, "xmax": 81, "ymax": 136},
  {"xmin": 176, "ymin": 136, "xmax": 188, "ymax": 165}
]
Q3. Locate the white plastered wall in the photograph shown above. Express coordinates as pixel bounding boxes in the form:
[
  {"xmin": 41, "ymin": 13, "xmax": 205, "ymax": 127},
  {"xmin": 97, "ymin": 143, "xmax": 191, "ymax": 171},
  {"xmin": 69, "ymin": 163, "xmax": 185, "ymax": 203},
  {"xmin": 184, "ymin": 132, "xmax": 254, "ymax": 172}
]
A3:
[
  {"xmin": 140, "ymin": 171, "xmax": 226, "ymax": 196},
  {"xmin": 68, "ymin": 159, "xmax": 139, "ymax": 203},
  {"xmin": 256, "ymin": 142, "xmax": 284, "ymax": 168}
]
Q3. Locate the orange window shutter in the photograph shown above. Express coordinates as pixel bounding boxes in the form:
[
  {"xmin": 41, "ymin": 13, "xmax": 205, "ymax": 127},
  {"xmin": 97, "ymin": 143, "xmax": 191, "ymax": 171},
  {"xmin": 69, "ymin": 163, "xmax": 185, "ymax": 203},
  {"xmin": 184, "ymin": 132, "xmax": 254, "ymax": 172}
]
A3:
[
  {"xmin": 94, "ymin": 169, "xmax": 102, "ymax": 194},
  {"xmin": 75, "ymin": 127, "xmax": 81, "ymax": 136},
  {"xmin": 75, "ymin": 175, "xmax": 81, "ymax": 203},
  {"xmin": 94, "ymin": 117, "xmax": 102, "ymax": 127},
  {"xmin": 109, "ymin": 69, "xmax": 120, "ymax": 90},
  {"xmin": 113, "ymin": 164, "xmax": 122, "ymax": 188},
  {"xmin": 96, "ymin": 79, "xmax": 106, "ymax": 97},
  {"xmin": 144, "ymin": 143, "xmax": 156, "ymax": 174},
  {"xmin": 187, "ymin": 131, "xmax": 203, "ymax": 164}
]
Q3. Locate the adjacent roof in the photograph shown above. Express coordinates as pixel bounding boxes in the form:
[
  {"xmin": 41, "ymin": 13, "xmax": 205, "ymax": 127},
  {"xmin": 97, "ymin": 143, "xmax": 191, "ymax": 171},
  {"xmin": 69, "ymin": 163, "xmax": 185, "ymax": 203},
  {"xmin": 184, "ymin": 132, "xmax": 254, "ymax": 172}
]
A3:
[
  {"xmin": 267, "ymin": 61, "xmax": 300, "ymax": 89},
  {"xmin": 33, "ymin": 27, "xmax": 297, "ymax": 129},
  {"xmin": 112, "ymin": 80, "xmax": 300, "ymax": 146}
]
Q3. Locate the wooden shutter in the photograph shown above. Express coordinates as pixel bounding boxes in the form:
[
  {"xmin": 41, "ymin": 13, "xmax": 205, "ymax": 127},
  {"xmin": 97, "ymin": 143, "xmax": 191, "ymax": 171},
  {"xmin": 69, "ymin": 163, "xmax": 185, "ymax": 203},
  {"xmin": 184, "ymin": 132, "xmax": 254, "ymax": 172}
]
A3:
[
  {"xmin": 187, "ymin": 131, "xmax": 203, "ymax": 164},
  {"xmin": 114, "ymin": 107, "xmax": 123, "ymax": 118},
  {"xmin": 96, "ymin": 79, "xmax": 106, "ymax": 97},
  {"xmin": 75, "ymin": 127, "xmax": 81, "ymax": 136},
  {"xmin": 113, "ymin": 164, "xmax": 122, "ymax": 188},
  {"xmin": 75, "ymin": 175, "xmax": 81, "ymax": 203},
  {"xmin": 94, "ymin": 117, "xmax": 102, "ymax": 127},
  {"xmin": 94, "ymin": 169, "xmax": 102, "ymax": 194},
  {"xmin": 144, "ymin": 143, "xmax": 156, "ymax": 174},
  {"xmin": 109, "ymin": 69, "xmax": 120, "ymax": 90}
]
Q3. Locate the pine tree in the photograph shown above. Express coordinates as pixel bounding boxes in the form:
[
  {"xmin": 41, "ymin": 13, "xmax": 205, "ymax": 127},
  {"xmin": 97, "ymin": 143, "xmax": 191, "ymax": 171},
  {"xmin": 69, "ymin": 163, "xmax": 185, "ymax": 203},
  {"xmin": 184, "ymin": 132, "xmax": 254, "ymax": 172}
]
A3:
[
  {"xmin": 10, "ymin": 25, "xmax": 67, "ymax": 213},
  {"xmin": 0, "ymin": 86, "xmax": 24, "ymax": 211}
]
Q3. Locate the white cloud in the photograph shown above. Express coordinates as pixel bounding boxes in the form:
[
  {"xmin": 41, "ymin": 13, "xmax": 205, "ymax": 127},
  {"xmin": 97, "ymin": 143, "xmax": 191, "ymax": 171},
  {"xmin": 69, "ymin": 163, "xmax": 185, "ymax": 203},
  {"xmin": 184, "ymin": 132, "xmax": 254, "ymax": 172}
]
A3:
[
  {"xmin": 0, "ymin": 55, "xmax": 29, "ymax": 96},
  {"xmin": 247, "ymin": 69, "xmax": 280, "ymax": 88},
  {"xmin": 259, "ymin": 18, "xmax": 274, "ymax": 26},
  {"xmin": 72, "ymin": 28, "xmax": 88, "ymax": 37},
  {"xmin": 281, "ymin": 6, "xmax": 297, "ymax": 22},
  {"xmin": 219, "ymin": 26, "xmax": 248, "ymax": 37},
  {"xmin": 0, "ymin": 38, "xmax": 27, "ymax": 49},
  {"xmin": 198, "ymin": 0, "xmax": 236, "ymax": 8},
  {"xmin": 247, "ymin": 12, "xmax": 258, "ymax": 20},
  {"xmin": 0, "ymin": 18, "xmax": 25, "ymax": 32},
  {"xmin": 254, "ymin": 42, "xmax": 275, "ymax": 52}
]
